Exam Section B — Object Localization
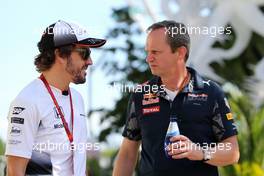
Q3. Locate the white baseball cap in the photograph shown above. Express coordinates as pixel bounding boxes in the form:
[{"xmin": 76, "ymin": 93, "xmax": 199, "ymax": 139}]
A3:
[{"xmin": 38, "ymin": 20, "xmax": 106, "ymax": 51}]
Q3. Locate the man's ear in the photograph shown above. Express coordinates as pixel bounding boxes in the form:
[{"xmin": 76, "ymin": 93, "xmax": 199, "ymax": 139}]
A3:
[
  {"xmin": 176, "ymin": 46, "xmax": 187, "ymax": 62},
  {"xmin": 54, "ymin": 49, "xmax": 65, "ymax": 64}
]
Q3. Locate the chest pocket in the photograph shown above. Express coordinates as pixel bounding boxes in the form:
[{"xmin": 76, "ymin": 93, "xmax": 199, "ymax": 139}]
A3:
[{"xmin": 180, "ymin": 93, "xmax": 211, "ymax": 123}]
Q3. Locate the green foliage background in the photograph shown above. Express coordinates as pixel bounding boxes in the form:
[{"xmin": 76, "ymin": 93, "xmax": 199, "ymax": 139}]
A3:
[{"xmin": 88, "ymin": 6, "xmax": 264, "ymax": 176}]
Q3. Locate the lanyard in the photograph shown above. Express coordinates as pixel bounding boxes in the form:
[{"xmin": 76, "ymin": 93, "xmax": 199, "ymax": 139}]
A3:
[
  {"xmin": 178, "ymin": 72, "xmax": 190, "ymax": 92},
  {"xmin": 39, "ymin": 74, "xmax": 74, "ymax": 144}
]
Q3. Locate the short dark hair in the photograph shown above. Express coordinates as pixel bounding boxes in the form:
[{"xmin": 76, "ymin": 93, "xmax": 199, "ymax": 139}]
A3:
[
  {"xmin": 34, "ymin": 44, "xmax": 74, "ymax": 72},
  {"xmin": 147, "ymin": 20, "xmax": 190, "ymax": 61}
]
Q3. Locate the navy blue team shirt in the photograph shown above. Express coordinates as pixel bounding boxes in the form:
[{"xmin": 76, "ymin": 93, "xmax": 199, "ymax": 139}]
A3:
[{"xmin": 122, "ymin": 67, "xmax": 238, "ymax": 176}]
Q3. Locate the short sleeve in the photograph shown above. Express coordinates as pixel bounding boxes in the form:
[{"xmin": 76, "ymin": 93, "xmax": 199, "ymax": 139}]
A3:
[
  {"xmin": 122, "ymin": 94, "xmax": 141, "ymax": 141},
  {"xmin": 211, "ymin": 85, "xmax": 238, "ymax": 142},
  {"xmin": 5, "ymin": 97, "xmax": 40, "ymax": 159}
]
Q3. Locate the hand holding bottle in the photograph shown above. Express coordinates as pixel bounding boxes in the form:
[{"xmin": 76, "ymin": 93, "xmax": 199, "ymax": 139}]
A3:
[
  {"xmin": 164, "ymin": 116, "xmax": 180, "ymax": 159},
  {"xmin": 166, "ymin": 135, "xmax": 204, "ymax": 161}
]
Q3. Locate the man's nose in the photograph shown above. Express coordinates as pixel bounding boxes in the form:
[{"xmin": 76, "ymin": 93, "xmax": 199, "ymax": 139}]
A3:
[
  {"xmin": 86, "ymin": 57, "xmax": 93, "ymax": 65},
  {"xmin": 146, "ymin": 54, "xmax": 154, "ymax": 63}
]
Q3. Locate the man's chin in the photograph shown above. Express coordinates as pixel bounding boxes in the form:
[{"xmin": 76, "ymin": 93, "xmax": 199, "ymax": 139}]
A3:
[
  {"xmin": 75, "ymin": 81, "xmax": 86, "ymax": 84},
  {"xmin": 150, "ymin": 70, "xmax": 160, "ymax": 76},
  {"xmin": 73, "ymin": 77, "xmax": 86, "ymax": 84}
]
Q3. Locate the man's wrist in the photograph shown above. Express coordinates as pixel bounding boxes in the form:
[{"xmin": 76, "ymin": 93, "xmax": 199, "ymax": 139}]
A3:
[{"xmin": 201, "ymin": 148, "xmax": 212, "ymax": 162}]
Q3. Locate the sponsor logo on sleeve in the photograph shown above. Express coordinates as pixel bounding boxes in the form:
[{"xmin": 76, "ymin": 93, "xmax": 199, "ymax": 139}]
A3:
[
  {"xmin": 11, "ymin": 117, "xmax": 24, "ymax": 124},
  {"xmin": 226, "ymin": 113, "xmax": 233, "ymax": 120},
  {"xmin": 12, "ymin": 107, "xmax": 25, "ymax": 115},
  {"xmin": 8, "ymin": 139, "xmax": 22, "ymax": 145},
  {"xmin": 143, "ymin": 106, "xmax": 160, "ymax": 114},
  {"xmin": 10, "ymin": 126, "xmax": 22, "ymax": 136}
]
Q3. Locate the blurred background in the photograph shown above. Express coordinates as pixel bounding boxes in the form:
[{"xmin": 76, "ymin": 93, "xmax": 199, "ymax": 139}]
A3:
[{"xmin": 1, "ymin": 0, "xmax": 264, "ymax": 175}]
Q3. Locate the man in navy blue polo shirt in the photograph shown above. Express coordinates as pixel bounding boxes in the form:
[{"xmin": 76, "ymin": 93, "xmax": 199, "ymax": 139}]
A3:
[{"xmin": 113, "ymin": 20, "xmax": 239, "ymax": 176}]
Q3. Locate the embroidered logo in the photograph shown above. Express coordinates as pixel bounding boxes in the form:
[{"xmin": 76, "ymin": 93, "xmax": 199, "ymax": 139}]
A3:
[
  {"xmin": 10, "ymin": 126, "xmax": 22, "ymax": 136},
  {"xmin": 53, "ymin": 106, "xmax": 65, "ymax": 119},
  {"xmin": 187, "ymin": 93, "xmax": 208, "ymax": 101},
  {"xmin": 143, "ymin": 93, "xmax": 157, "ymax": 99},
  {"xmin": 11, "ymin": 117, "xmax": 24, "ymax": 124},
  {"xmin": 226, "ymin": 113, "xmax": 233, "ymax": 120},
  {"xmin": 143, "ymin": 106, "xmax": 160, "ymax": 114},
  {"xmin": 12, "ymin": 107, "xmax": 25, "ymax": 115},
  {"xmin": 203, "ymin": 80, "xmax": 211, "ymax": 86},
  {"xmin": 142, "ymin": 97, "xmax": 159, "ymax": 105}
]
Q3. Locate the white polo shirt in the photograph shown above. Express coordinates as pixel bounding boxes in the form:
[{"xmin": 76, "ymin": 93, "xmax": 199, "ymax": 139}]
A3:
[{"xmin": 5, "ymin": 78, "xmax": 87, "ymax": 176}]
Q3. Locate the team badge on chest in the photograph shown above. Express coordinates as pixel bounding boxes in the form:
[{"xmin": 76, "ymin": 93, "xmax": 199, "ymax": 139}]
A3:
[
  {"xmin": 142, "ymin": 93, "xmax": 159, "ymax": 105},
  {"xmin": 142, "ymin": 97, "xmax": 159, "ymax": 105},
  {"xmin": 143, "ymin": 106, "xmax": 160, "ymax": 114}
]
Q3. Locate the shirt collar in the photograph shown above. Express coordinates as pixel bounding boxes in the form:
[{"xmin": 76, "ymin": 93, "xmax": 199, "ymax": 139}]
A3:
[
  {"xmin": 182, "ymin": 67, "xmax": 204, "ymax": 93},
  {"xmin": 147, "ymin": 67, "xmax": 204, "ymax": 98}
]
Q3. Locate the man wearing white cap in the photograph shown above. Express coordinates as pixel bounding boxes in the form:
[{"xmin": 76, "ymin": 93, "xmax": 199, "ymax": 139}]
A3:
[{"xmin": 5, "ymin": 20, "xmax": 106, "ymax": 176}]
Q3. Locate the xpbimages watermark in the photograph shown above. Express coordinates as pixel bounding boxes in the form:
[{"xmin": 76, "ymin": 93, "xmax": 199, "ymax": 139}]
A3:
[
  {"xmin": 43, "ymin": 25, "xmax": 87, "ymax": 35},
  {"xmin": 169, "ymin": 142, "xmax": 232, "ymax": 154},
  {"xmin": 32, "ymin": 140, "xmax": 100, "ymax": 153},
  {"xmin": 165, "ymin": 24, "xmax": 232, "ymax": 38},
  {"xmin": 107, "ymin": 82, "xmax": 165, "ymax": 93}
]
